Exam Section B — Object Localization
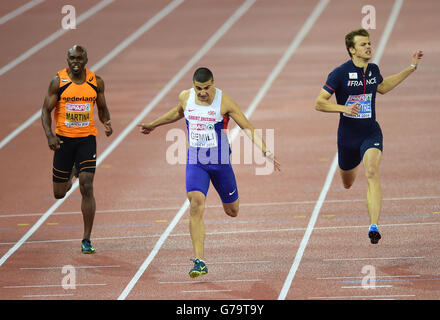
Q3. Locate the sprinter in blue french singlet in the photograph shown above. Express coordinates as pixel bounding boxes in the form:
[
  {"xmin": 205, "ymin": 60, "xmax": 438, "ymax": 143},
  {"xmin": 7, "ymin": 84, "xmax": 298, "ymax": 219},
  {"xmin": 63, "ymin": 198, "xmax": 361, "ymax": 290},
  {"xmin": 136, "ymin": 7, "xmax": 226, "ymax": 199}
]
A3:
[
  {"xmin": 324, "ymin": 58, "xmax": 384, "ymax": 171},
  {"xmin": 138, "ymin": 67, "xmax": 280, "ymax": 278},
  {"xmin": 315, "ymin": 28, "xmax": 423, "ymax": 244}
]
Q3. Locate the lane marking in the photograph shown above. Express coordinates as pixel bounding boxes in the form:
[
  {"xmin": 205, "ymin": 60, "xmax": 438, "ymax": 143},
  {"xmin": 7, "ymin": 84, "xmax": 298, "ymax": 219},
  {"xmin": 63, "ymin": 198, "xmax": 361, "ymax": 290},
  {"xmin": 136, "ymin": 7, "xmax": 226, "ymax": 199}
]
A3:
[
  {"xmin": 0, "ymin": 0, "xmax": 185, "ymax": 268},
  {"xmin": 4, "ymin": 283, "xmax": 106, "ymax": 288},
  {"xmin": 20, "ymin": 265, "xmax": 120, "ymax": 270},
  {"xmin": 182, "ymin": 289, "xmax": 232, "ymax": 293},
  {"xmin": 278, "ymin": 0, "xmax": 404, "ymax": 300},
  {"xmin": 2, "ymin": 194, "xmax": 439, "ymax": 218},
  {"xmin": 1, "ymin": 221, "xmax": 440, "ymax": 246},
  {"xmin": 170, "ymin": 260, "xmax": 270, "ymax": 266},
  {"xmin": 341, "ymin": 285, "xmax": 393, "ymax": 289},
  {"xmin": 23, "ymin": 294, "xmax": 74, "ymax": 298},
  {"xmin": 0, "ymin": 0, "xmax": 45, "ymax": 25},
  {"xmin": 160, "ymin": 279, "xmax": 261, "ymax": 284},
  {"xmin": 118, "ymin": 0, "xmax": 328, "ymax": 300},
  {"xmin": 317, "ymin": 275, "xmax": 421, "ymax": 280},
  {"xmin": 323, "ymin": 256, "xmax": 424, "ymax": 262},
  {"xmin": 340, "ymin": 277, "xmax": 440, "ymax": 283},
  {"xmin": 0, "ymin": 0, "xmax": 184, "ymax": 150}
]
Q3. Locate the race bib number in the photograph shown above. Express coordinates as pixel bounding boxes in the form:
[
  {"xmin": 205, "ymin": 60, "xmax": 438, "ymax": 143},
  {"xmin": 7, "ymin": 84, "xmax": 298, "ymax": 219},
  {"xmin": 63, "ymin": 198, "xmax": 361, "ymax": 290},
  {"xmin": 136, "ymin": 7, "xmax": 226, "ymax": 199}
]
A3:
[
  {"xmin": 189, "ymin": 123, "xmax": 217, "ymax": 148},
  {"xmin": 343, "ymin": 94, "xmax": 372, "ymax": 119},
  {"xmin": 64, "ymin": 103, "xmax": 91, "ymax": 127}
]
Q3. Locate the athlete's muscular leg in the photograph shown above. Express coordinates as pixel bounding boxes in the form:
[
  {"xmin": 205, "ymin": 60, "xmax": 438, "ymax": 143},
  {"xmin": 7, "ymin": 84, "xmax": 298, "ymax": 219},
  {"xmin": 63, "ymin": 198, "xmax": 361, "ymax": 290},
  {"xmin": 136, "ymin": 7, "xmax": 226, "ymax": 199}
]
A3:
[
  {"xmin": 339, "ymin": 165, "xmax": 359, "ymax": 189},
  {"xmin": 79, "ymin": 172, "xmax": 96, "ymax": 240},
  {"xmin": 222, "ymin": 199, "xmax": 239, "ymax": 217},
  {"xmin": 188, "ymin": 191, "xmax": 206, "ymax": 260},
  {"xmin": 53, "ymin": 167, "xmax": 76, "ymax": 199},
  {"xmin": 362, "ymin": 148, "xmax": 382, "ymax": 225}
]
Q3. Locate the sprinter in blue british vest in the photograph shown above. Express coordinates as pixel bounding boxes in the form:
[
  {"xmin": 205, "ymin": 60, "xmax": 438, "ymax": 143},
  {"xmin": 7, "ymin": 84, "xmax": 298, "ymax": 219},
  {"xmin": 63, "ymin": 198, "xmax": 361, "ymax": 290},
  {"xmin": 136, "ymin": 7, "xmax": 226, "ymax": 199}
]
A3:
[
  {"xmin": 315, "ymin": 28, "xmax": 423, "ymax": 244},
  {"xmin": 138, "ymin": 67, "xmax": 280, "ymax": 277}
]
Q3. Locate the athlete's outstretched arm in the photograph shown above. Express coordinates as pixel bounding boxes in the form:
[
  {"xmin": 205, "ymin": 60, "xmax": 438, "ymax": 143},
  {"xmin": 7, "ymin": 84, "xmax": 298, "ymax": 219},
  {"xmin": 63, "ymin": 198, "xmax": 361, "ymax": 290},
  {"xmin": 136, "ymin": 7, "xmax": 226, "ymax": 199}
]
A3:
[
  {"xmin": 137, "ymin": 90, "xmax": 186, "ymax": 134},
  {"xmin": 377, "ymin": 50, "xmax": 423, "ymax": 95},
  {"xmin": 41, "ymin": 76, "xmax": 62, "ymax": 150},
  {"xmin": 314, "ymin": 89, "xmax": 360, "ymax": 116},
  {"xmin": 223, "ymin": 93, "xmax": 280, "ymax": 171},
  {"xmin": 96, "ymin": 75, "xmax": 113, "ymax": 137}
]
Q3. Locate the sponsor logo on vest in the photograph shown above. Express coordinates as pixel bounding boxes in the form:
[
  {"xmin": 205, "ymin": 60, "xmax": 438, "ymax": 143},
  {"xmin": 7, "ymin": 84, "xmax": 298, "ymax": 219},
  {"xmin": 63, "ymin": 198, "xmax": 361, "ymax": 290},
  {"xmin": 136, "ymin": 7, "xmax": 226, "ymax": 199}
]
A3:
[
  {"xmin": 347, "ymin": 77, "xmax": 377, "ymax": 87},
  {"xmin": 62, "ymin": 96, "xmax": 96, "ymax": 102}
]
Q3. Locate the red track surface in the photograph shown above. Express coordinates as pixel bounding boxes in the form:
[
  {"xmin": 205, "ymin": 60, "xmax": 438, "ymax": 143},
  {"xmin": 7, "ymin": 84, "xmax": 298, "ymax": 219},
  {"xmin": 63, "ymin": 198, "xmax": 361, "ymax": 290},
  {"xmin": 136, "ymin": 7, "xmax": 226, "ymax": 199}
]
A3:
[{"xmin": 0, "ymin": 0, "xmax": 439, "ymax": 302}]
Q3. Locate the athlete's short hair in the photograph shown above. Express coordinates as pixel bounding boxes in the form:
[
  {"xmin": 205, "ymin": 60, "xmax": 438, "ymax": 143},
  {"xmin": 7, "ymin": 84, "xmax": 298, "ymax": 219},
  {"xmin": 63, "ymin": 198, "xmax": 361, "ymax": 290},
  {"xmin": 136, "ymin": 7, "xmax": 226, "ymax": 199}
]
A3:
[
  {"xmin": 345, "ymin": 28, "xmax": 370, "ymax": 58},
  {"xmin": 68, "ymin": 45, "xmax": 88, "ymax": 58},
  {"xmin": 193, "ymin": 67, "xmax": 213, "ymax": 83}
]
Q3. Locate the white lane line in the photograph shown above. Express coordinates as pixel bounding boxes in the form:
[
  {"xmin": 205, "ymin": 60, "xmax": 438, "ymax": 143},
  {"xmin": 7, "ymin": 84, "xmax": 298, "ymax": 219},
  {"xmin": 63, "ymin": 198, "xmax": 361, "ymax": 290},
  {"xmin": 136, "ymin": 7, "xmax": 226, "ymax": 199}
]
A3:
[
  {"xmin": 341, "ymin": 285, "xmax": 393, "ymax": 289},
  {"xmin": 0, "ymin": 0, "xmax": 45, "ymax": 25},
  {"xmin": 323, "ymin": 256, "xmax": 424, "ymax": 262},
  {"xmin": 160, "ymin": 279, "xmax": 261, "ymax": 284},
  {"xmin": 309, "ymin": 294, "xmax": 415, "ymax": 300},
  {"xmin": 23, "ymin": 294, "xmax": 74, "ymax": 298},
  {"xmin": 20, "ymin": 265, "xmax": 120, "ymax": 270},
  {"xmin": 277, "ymin": 0, "xmax": 404, "ymax": 300},
  {"xmin": 317, "ymin": 275, "xmax": 420, "ymax": 280},
  {"xmin": 182, "ymin": 289, "xmax": 232, "ymax": 293},
  {"xmin": 4, "ymin": 283, "xmax": 106, "ymax": 288},
  {"xmin": 117, "ymin": 0, "xmax": 257, "ymax": 300},
  {"xmin": 1, "ymin": 221, "xmax": 439, "ymax": 246},
  {"xmin": 0, "ymin": 0, "xmax": 114, "ymax": 76},
  {"xmin": 2, "ymin": 194, "xmax": 439, "ymax": 218},
  {"xmin": 0, "ymin": 0, "xmax": 185, "ymax": 268},
  {"xmin": 0, "ymin": 0, "xmax": 184, "ymax": 151},
  {"xmin": 170, "ymin": 260, "xmax": 270, "ymax": 266},
  {"xmin": 118, "ymin": 0, "xmax": 328, "ymax": 300}
]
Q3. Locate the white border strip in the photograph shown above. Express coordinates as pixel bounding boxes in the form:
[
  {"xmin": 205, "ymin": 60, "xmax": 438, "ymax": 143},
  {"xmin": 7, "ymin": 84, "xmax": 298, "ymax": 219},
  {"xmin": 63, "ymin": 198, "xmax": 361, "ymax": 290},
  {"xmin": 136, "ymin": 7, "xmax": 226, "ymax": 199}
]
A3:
[
  {"xmin": 1, "ymin": 194, "xmax": 439, "ymax": 218},
  {"xmin": 277, "ymin": 0, "xmax": 404, "ymax": 300}
]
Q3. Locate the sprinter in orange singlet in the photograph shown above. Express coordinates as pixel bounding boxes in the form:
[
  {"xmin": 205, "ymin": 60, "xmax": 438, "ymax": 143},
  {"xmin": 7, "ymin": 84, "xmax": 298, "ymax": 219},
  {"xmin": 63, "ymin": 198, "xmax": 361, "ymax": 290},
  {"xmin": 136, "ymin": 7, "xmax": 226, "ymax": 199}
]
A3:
[{"xmin": 41, "ymin": 45, "xmax": 113, "ymax": 254}]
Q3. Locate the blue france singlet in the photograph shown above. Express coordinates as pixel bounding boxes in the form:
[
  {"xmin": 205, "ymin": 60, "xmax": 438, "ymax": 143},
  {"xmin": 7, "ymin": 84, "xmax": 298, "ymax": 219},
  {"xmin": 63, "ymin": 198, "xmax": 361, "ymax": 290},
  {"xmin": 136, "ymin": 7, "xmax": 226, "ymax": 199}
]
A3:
[{"xmin": 323, "ymin": 59, "xmax": 383, "ymax": 133}]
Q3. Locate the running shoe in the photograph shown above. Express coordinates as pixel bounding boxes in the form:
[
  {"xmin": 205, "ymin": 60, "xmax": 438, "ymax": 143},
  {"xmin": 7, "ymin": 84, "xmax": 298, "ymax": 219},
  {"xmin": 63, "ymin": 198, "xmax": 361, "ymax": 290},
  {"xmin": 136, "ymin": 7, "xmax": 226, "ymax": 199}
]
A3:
[
  {"xmin": 81, "ymin": 239, "xmax": 95, "ymax": 254},
  {"xmin": 189, "ymin": 259, "xmax": 208, "ymax": 278},
  {"xmin": 368, "ymin": 224, "xmax": 381, "ymax": 244}
]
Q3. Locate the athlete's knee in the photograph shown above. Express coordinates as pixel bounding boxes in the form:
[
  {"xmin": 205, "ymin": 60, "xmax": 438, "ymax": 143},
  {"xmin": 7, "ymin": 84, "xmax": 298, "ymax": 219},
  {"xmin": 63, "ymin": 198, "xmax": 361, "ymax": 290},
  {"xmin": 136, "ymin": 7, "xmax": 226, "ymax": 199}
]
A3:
[
  {"xmin": 53, "ymin": 191, "xmax": 66, "ymax": 199},
  {"xmin": 340, "ymin": 166, "xmax": 357, "ymax": 189},
  {"xmin": 188, "ymin": 192, "xmax": 205, "ymax": 216},
  {"xmin": 225, "ymin": 207, "xmax": 238, "ymax": 217},
  {"xmin": 365, "ymin": 165, "xmax": 379, "ymax": 181},
  {"xmin": 79, "ymin": 174, "xmax": 94, "ymax": 197},
  {"xmin": 223, "ymin": 200, "xmax": 239, "ymax": 217},
  {"xmin": 342, "ymin": 181, "xmax": 353, "ymax": 189},
  {"xmin": 53, "ymin": 184, "xmax": 68, "ymax": 199}
]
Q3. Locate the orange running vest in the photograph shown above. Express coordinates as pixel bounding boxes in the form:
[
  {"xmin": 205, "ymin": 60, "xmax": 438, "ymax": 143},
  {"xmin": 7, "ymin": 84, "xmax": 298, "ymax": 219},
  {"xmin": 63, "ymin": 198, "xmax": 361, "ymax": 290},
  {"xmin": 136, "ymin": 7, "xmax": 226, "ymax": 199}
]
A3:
[{"xmin": 54, "ymin": 68, "xmax": 98, "ymax": 138}]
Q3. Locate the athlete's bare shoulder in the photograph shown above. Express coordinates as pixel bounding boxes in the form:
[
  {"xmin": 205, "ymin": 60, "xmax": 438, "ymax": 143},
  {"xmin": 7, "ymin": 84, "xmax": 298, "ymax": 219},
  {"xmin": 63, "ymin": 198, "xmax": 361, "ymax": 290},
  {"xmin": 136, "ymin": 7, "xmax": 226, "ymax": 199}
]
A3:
[
  {"xmin": 48, "ymin": 75, "xmax": 60, "ymax": 94},
  {"xmin": 178, "ymin": 89, "xmax": 191, "ymax": 109},
  {"xmin": 95, "ymin": 75, "xmax": 105, "ymax": 91},
  {"xmin": 220, "ymin": 90, "xmax": 239, "ymax": 115},
  {"xmin": 179, "ymin": 89, "xmax": 190, "ymax": 100}
]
